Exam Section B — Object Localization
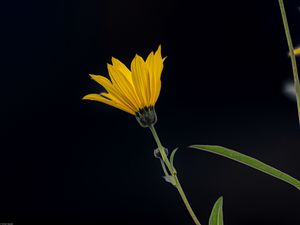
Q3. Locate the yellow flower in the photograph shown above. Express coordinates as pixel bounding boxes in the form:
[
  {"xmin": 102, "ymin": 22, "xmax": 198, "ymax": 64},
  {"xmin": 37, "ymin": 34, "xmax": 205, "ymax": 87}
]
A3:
[{"xmin": 83, "ymin": 46, "xmax": 165, "ymax": 127}]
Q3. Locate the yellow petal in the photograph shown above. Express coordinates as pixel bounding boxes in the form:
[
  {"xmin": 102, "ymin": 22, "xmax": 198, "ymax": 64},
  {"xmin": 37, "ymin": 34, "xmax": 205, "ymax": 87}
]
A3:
[
  {"xmin": 82, "ymin": 93, "xmax": 135, "ymax": 115},
  {"xmin": 131, "ymin": 55, "xmax": 149, "ymax": 108},
  {"xmin": 107, "ymin": 64, "xmax": 140, "ymax": 111},
  {"xmin": 152, "ymin": 45, "xmax": 164, "ymax": 105},
  {"xmin": 89, "ymin": 74, "xmax": 114, "ymax": 93},
  {"xmin": 111, "ymin": 57, "xmax": 133, "ymax": 84},
  {"xmin": 294, "ymin": 47, "xmax": 300, "ymax": 56},
  {"xmin": 100, "ymin": 92, "xmax": 135, "ymax": 112},
  {"xmin": 111, "ymin": 57, "xmax": 142, "ymax": 107},
  {"xmin": 146, "ymin": 51, "xmax": 156, "ymax": 105},
  {"xmin": 89, "ymin": 74, "xmax": 136, "ymax": 112}
]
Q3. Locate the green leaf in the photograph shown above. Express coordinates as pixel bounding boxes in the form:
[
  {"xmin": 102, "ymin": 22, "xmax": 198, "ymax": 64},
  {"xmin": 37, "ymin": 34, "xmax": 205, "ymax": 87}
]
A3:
[
  {"xmin": 170, "ymin": 147, "xmax": 178, "ymax": 170},
  {"xmin": 209, "ymin": 196, "xmax": 224, "ymax": 225},
  {"xmin": 190, "ymin": 145, "xmax": 300, "ymax": 190}
]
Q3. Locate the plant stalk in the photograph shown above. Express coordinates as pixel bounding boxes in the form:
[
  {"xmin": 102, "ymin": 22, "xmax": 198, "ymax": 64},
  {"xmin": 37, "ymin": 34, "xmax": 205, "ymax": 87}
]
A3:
[
  {"xmin": 149, "ymin": 125, "xmax": 201, "ymax": 225},
  {"xmin": 278, "ymin": 0, "xmax": 300, "ymax": 124}
]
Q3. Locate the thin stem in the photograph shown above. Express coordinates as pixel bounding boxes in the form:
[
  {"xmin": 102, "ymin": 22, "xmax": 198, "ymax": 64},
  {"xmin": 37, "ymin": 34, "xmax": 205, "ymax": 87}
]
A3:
[
  {"xmin": 149, "ymin": 125, "xmax": 201, "ymax": 225},
  {"xmin": 278, "ymin": 0, "xmax": 300, "ymax": 124},
  {"xmin": 160, "ymin": 158, "xmax": 170, "ymax": 177},
  {"xmin": 149, "ymin": 125, "xmax": 172, "ymax": 172},
  {"xmin": 173, "ymin": 175, "xmax": 201, "ymax": 225}
]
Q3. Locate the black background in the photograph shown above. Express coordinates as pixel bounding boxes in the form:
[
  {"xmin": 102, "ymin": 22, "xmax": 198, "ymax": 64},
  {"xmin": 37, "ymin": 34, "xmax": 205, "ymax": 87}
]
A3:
[{"xmin": 1, "ymin": 0, "xmax": 300, "ymax": 225}]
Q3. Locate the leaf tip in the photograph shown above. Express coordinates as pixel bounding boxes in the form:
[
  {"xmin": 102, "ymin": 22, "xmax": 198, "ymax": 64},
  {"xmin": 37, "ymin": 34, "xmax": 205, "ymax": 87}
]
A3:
[
  {"xmin": 188, "ymin": 144, "xmax": 198, "ymax": 149},
  {"xmin": 218, "ymin": 196, "xmax": 223, "ymax": 204}
]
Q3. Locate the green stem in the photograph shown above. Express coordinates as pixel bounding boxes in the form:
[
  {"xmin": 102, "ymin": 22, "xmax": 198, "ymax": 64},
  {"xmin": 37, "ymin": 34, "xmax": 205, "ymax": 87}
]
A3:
[
  {"xmin": 149, "ymin": 125, "xmax": 201, "ymax": 225},
  {"xmin": 159, "ymin": 158, "xmax": 170, "ymax": 177},
  {"xmin": 278, "ymin": 0, "xmax": 300, "ymax": 124}
]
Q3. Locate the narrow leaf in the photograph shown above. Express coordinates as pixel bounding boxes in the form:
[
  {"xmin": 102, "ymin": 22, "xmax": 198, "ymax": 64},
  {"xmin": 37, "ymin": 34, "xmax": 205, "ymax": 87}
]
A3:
[
  {"xmin": 190, "ymin": 145, "xmax": 300, "ymax": 190},
  {"xmin": 209, "ymin": 196, "xmax": 224, "ymax": 225},
  {"xmin": 170, "ymin": 147, "xmax": 178, "ymax": 170}
]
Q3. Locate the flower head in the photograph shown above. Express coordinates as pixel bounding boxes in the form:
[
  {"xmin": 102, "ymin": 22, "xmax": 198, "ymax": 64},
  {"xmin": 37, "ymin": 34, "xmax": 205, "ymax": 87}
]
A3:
[{"xmin": 83, "ymin": 46, "xmax": 165, "ymax": 127}]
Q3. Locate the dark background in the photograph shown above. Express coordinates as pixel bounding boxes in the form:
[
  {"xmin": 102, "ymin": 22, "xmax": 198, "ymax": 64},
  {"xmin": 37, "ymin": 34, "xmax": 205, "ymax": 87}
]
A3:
[{"xmin": 1, "ymin": 0, "xmax": 300, "ymax": 224}]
